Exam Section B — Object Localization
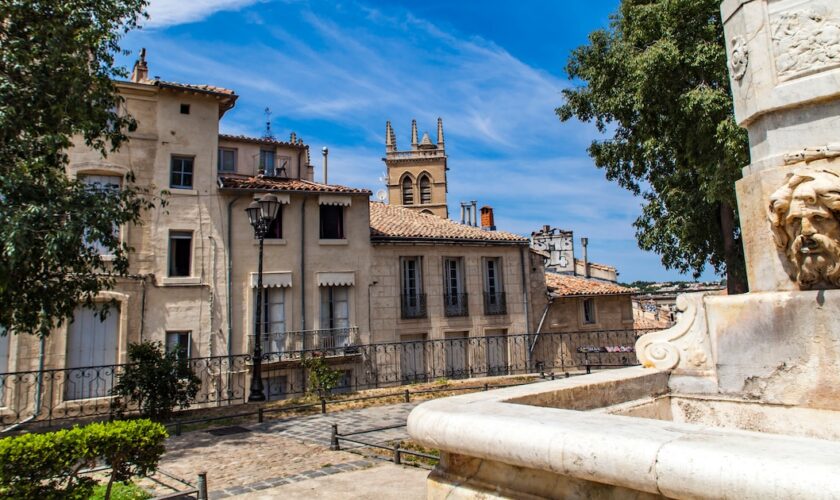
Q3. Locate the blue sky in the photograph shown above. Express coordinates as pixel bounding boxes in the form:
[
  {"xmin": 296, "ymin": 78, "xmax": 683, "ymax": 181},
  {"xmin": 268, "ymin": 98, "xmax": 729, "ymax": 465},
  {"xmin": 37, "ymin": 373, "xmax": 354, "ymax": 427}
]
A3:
[{"xmin": 121, "ymin": 0, "xmax": 719, "ymax": 283}]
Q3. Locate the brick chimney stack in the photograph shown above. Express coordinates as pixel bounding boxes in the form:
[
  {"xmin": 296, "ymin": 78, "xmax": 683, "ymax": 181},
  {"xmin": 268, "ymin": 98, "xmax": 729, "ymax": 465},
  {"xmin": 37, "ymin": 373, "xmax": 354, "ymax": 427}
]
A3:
[{"xmin": 480, "ymin": 206, "xmax": 496, "ymax": 231}]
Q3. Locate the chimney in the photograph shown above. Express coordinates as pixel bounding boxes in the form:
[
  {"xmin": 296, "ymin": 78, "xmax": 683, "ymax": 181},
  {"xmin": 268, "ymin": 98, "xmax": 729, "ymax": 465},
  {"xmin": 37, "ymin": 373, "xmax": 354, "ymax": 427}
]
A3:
[
  {"xmin": 322, "ymin": 147, "xmax": 329, "ymax": 184},
  {"xmin": 131, "ymin": 48, "xmax": 148, "ymax": 83},
  {"xmin": 581, "ymin": 237, "xmax": 590, "ymax": 278},
  {"xmin": 471, "ymin": 201, "xmax": 478, "ymax": 227},
  {"xmin": 480, "ymin": 206, "xmax": 496, "ymax": 231}
]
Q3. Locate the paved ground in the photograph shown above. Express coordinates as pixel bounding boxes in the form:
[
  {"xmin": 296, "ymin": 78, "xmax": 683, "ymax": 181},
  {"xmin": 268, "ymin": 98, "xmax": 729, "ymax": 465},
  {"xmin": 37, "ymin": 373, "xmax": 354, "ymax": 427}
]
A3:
[
  {"xmin": 142, "ymin": 401, "xmax": 424, "ymax": 498},
  {"xmin": 226, "ymin": 463, "xmax": 429, "ymax": 499}
]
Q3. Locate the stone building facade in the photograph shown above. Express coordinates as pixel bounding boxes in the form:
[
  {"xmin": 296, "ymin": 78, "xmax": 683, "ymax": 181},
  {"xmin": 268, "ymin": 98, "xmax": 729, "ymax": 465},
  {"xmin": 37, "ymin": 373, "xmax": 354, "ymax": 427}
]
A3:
[{"xmin": 0, "ymin": 51, "xmax": 538, "ymax": 411}]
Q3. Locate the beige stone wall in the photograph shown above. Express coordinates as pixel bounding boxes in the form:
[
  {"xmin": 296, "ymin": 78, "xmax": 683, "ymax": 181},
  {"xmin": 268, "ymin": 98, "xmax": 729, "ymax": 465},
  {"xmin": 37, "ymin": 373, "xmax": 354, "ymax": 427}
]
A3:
[
  {"xmin": 369, "ymin": 244, "xmax": 530, "ymax": 343},
  {"xmin": 543, "ymin": 294, "xmax": 633, "ymax": 334},
  {"xmin": 217, "ymin": 138, "xmax": 307, "ymax": 179},
  {"xmin": 385, "ymin": 158, "xmax": 448, "ymax": 218}
]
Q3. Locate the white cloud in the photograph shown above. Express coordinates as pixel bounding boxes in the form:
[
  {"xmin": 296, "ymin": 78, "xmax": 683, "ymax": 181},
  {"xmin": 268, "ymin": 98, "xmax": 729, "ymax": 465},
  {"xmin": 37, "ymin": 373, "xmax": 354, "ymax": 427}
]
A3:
[{"xmin": 143, "ymin": 0, "xmax": 264, "ymax": 28}]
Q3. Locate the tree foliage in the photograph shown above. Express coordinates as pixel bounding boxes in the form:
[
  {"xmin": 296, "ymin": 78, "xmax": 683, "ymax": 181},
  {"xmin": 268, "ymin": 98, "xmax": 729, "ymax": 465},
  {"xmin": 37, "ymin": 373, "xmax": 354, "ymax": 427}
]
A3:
[
  {"xmin": 111, "ymin": 341, "xmax": 201, "ymax": 421},
  {"xmin": 556, "ymin": 0, "xmax": 750, "ymax": 292},
  {"xmin": 0, "ymin": 0, "xmax": 161, "ymax": 336},
  {"xmin": 302, "ymin": 354, "xmax": 341, "ymax": 398}
]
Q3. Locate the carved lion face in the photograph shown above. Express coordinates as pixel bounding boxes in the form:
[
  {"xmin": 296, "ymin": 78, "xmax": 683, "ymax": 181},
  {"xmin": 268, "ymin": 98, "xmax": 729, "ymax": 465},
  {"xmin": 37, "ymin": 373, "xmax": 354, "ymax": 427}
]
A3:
[{"xmin": 768, "ymin": 168, "xmax": 840, "ymax": 289}]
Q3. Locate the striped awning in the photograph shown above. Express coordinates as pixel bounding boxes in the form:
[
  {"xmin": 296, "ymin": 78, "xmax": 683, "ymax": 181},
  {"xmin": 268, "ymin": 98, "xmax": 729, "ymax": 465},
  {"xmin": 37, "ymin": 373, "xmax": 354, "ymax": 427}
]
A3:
[{"xmin": 318, "ymin": 194, "xmax": 352, "ymax": 206}]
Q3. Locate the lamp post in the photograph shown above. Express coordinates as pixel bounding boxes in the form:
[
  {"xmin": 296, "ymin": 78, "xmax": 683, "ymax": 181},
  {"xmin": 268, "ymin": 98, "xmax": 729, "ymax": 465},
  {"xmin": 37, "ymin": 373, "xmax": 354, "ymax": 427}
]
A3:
[{"xmin": 245, "ymin": 194, "xmax": 281, "ymax": 402}]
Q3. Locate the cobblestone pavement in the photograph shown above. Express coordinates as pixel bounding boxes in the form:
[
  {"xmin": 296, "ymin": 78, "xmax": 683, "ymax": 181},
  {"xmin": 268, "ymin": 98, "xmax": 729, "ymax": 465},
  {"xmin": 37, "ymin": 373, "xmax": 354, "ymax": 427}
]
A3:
[
  {"xmin": 255, "ymin": 401, "xmax": 418, "ymax": 448},
  {"xmin": 142, "ymin": 402, "xmax": 421, "ymax": 497}
]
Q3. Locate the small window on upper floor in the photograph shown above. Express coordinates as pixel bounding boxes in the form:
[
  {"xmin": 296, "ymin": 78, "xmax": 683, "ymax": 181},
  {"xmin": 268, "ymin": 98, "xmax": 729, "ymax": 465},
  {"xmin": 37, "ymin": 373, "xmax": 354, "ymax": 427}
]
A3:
[
  {"xmin": 265, "ymin": 206, "xmax": 283, "ymax": 239},
  {"xmin": 168, "ymin": 231, "xmax": 193, "ymax": 277},
  {"xmin": 583, "ymin": 298, "xmax": 597, "ymax": 325},
  {"xmin": 320, "ymin": 205, "xmax": 344, "ymax": 239},
  {"xmin": 218, "ymin": 147, "xmax": 237, "ymax": 173},
  {"xmin": 402, "ymin": 177, "xmax": 414, "ymax": 205},
  {"xmin": 180, "ymin": 104, "xmax": 190, "ymax": 115},
  {"xmin": 170, "ymin": 155, "xmax": 194, "ymax": 189}
]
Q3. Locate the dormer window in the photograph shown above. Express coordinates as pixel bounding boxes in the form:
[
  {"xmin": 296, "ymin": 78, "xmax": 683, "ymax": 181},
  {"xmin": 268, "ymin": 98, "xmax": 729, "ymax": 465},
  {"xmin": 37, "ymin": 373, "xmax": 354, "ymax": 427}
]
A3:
[{"xmin": 260, "ymin": 149, "xmax": 276, "ymax": 175}]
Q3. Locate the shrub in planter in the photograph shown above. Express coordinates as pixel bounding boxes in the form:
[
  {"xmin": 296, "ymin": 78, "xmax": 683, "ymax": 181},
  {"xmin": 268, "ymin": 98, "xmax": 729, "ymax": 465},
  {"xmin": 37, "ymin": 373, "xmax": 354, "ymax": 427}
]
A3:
[
  {"xmin": 0, "ymin": 419, "xmax": 167, "ymax": 500},
  {"xmin": 301, "ymin": 354, "xmax": 341, "ymax": 398}
]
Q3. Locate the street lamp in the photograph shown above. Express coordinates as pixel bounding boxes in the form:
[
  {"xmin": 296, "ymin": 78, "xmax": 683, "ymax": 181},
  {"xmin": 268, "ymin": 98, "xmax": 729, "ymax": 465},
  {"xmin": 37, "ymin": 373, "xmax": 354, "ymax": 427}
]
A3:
[{"xmin": 245, "ymin": 194, "xmax": 281, "ymax": 402}]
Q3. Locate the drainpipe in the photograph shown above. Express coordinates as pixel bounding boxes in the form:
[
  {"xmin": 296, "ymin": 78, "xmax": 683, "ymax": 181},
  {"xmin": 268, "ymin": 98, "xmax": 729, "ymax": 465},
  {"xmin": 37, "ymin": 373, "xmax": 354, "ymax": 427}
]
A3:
[
  {"xmin": 519, "ymin": 246, "xmax": 532, "ymax": 370},
  {"xmin": 139, "ymin": 274, "xmax": 148, "ymax": 342},
  {"xmin": 530, "ymin": 297, "xmax": 552, "ymax": 355},
  {"xmin": 300, "ymin": 195, "xmax": 307, "ymax": 390},
  {"xmin": 226, "ymin": 197, "xmax": 239, "ymax": 396}
]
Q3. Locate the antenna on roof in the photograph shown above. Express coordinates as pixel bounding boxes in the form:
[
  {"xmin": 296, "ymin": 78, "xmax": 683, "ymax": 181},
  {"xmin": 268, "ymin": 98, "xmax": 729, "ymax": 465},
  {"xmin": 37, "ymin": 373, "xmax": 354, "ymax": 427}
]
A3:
[{"xmin": 263, "ymin": 107, "xmax": 274, "ymax": 140}]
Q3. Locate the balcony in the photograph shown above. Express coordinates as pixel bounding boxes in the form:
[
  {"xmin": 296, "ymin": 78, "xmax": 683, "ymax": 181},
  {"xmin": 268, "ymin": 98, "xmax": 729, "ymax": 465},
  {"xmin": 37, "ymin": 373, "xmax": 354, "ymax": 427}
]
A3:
[
  {"xmin": 254, "ymin": 327, "xmax": 360, "ymax": 359},
  {"xmin": 444, "ymin": 293, "xmax": 469, "ymax": 317},
  {"xmin": 483, "ymin": 292, "xmax": 507, "ymax": 315},
  {"xmin": 401, "ymin": 293, "xmax": 428, "ymax": 319}
]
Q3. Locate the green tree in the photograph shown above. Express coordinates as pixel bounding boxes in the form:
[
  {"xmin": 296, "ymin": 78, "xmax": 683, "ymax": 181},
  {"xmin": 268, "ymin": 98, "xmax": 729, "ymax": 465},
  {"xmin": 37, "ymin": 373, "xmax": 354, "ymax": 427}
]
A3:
[
  {"xmin": 302, "ymin": 354, "xmax": 341, "ymax": 399},
  {"xmin": 0, "ymin": 0, "xmax": 162, "ymax": 337},
  {"xmin": 557, "ymin": 0, "xmax": 750, "ymax": 293},
  {"xmin": 111, "ymin": 341, "xmax": 201, "ymax": 421}
]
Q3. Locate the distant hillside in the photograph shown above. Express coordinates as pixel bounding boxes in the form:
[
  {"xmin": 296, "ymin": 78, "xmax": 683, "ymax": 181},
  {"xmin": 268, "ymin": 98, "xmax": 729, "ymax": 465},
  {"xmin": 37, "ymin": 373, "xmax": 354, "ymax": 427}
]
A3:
[{"xmin": 621, "ymin": 280, "xmax": 725, "ymax": 294}]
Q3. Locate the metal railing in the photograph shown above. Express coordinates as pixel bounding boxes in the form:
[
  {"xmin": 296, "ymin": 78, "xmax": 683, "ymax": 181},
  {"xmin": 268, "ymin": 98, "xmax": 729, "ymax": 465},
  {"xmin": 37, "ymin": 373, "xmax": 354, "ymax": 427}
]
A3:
[
  {"xmin": 401, "ymin": 293, "xmax": 427, "ymax": 319},
  {"xmin": 443, "ymin": 293, "xmax": 468, "ymax": 317},
  {"xmin": 250, "ymin": 327, "xmax": 361, "ymax": 355},
  {"xmin": 483, "ymin": 292, "xmax": 507, "ymax": 315},
  {"xmin": 0, "ymin": 328, "xmax": 657, "ymax": 428}
]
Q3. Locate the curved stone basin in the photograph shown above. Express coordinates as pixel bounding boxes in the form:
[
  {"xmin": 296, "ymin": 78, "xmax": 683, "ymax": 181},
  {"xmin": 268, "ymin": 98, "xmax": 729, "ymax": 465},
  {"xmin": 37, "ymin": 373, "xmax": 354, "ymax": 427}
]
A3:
[{"xmin": 407, "ymin": 367, "xmax": 840, "ymax": 499}]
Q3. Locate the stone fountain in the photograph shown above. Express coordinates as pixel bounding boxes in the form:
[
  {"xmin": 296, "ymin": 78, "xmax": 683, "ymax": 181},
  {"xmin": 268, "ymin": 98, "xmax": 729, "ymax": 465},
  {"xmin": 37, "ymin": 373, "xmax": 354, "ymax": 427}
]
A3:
[{"xmin": 407, "ymin": 0, "xmax": 840, "ymax": 497}]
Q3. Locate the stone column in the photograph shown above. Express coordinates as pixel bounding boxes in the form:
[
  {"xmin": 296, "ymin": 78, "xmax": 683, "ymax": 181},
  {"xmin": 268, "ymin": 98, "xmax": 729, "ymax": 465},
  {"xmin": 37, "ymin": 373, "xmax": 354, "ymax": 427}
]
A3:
[{"xmin": 722, "ymin": 0, "xmax": 840, "ymax": 291}]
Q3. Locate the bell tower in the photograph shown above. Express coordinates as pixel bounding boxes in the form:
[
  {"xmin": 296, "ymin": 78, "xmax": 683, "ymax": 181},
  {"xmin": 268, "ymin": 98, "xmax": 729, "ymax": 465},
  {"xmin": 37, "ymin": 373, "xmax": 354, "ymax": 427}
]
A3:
[{"xmin": 383, "ymin": 118, "xmax": 449, "ymax": 218}]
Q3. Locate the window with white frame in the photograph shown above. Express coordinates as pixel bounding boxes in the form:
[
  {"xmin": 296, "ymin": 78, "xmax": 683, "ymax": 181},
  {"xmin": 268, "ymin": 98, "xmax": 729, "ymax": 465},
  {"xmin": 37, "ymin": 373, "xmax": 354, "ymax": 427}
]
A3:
[
  {"xmin": 218, "ymin": 147, "xmax": 237, "ymax": 172},
  {"xmin": 165, "ymin": 331, "xmax": 191, "ymax": 359},
  {"xmin": 255, "ymin": 287, "xmax": 286, "ymax": 353},
  {"xmin": 65, "ymin": 306, "xmax": 119, "ymax": 401},
  {"xmin": 168, "ymin": 231, "xmax": 192, "ymax": 277},
  {"xmin": 583, "ymin": 298, "xmax": 597, "ymax": 324},
  {"xmin": 259, "ymin": 149, "xmax": 276, "ymax": 175},
  {"xmin": 401, "ymin": 256, "xmax": 423, "ymax": 308},
  {"xmin": 484, "ymin": 258, "xmax": 503, "ymax": 296},
  {"xmin": 444, "ymin": 258, "xmax": 463, "ymax": 299},
  {"xmin": 81, "ymin": 175, "xmax": 122, "ymax": 256},
  {"xmin": 170, "ymin": 155, "xmax": 194, "ymax": 189}
]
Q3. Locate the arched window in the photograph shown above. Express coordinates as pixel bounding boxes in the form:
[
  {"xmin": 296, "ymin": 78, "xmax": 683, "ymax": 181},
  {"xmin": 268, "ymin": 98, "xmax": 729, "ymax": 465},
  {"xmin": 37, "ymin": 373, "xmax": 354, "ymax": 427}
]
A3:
[
  {"xmin": 402, "ymin": 176, "xmax": 414, "ymax": 205},
  {"xmin": 419, "ymin": 175, "xmax": 431, "ymax": 204}
]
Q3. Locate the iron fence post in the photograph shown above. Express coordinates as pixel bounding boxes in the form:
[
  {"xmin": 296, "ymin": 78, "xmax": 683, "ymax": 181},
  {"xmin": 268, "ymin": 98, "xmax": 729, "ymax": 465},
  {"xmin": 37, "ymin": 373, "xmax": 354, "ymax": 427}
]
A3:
[
  {"xmin": 483, "ymin": 383, "xmax": 489, "ymax": 391},
  {"xmin": 175, "ymin": 421, "xmax": 182, "ymax": 436},
  {"xmin": 393, "ymin": 444, "xmax": 401, "ymax": 465},
  {"xmin": 320, "ymin": 397, "xmax": 327, "ymax": 414},
  {"xmin": 330, "ymin": 423, "xmax": 340, "ymax": 451},
  {"xmin": 404, "ymin": 389, "xmax": 410, "ymax": 403},
  {"xmin": 197, "ymin": 471, "xmax": 208, "ymax": 500},
  {"xmin": 258, "ymin": 408, "xmax": 264, "ymax": 423}
]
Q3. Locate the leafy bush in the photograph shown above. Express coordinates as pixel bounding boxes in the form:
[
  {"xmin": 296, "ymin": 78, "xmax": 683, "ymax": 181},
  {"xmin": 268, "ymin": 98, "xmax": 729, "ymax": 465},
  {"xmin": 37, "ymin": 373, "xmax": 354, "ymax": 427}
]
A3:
[
  {"xmin": 0, "ymin": 419, "xmax": 166, "ymax": 500},
  {"xmin": 90, "ymin": 481, "xmax": 151, "ymax": 500},
  {"xmin": 111, "ymin": 341, "xmax": 201, "ymax": 420},
  {"xmin": 302, "ymin": 354, "xmax": 341, "ymax": 398}
]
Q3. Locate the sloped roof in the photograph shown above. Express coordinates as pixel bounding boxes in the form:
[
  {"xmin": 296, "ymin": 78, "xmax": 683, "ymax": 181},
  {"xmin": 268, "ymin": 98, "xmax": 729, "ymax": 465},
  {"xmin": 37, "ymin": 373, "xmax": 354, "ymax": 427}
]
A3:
[
  {"xmin": 219, "ymin": 134, "xmax": 308, "ymax": 149},
  {"xmin": 370, "ymin": 202, "xmax": 527, "ymax": 243},
  {"xmin": 218, "ymin": 175, "xmax": 371, "ymax": 194},
  {"xmin": 545, "ymin": 273, "xmax": 635, "ymax": 297},
  {"xmin": 156, "ymin": 80, "xmax": 236, "ymax": 96}
]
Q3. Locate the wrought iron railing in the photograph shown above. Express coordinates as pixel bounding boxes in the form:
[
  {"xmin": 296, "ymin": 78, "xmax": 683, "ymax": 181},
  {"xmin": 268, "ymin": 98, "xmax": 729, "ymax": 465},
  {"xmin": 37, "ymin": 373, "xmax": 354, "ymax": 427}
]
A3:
[
  {"xmin": 401, "ymin": 293, "xmax": 427, "ymax": 319},
  {"xmin": 0, "ymin": 328, "xmax": 658, "ymax": 429},
  {"xmin": 250, "ymin": 327, "xmax": 361, "ymax": 355},
  {"xmin": 443, "ymin": 292, "xmax": 468, "ymax": 317},
  {"xmin": 483, "ymin": 292, "xmax": 507, "ymax": 315}
]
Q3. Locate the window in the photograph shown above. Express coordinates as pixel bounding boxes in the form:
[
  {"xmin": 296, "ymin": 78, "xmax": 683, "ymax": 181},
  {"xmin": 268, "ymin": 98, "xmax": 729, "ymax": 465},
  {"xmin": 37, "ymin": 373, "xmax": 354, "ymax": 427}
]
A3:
[
  {"xmin": 401, "ymin": 257, "xmax": 425, "ymax": 318},
  {"xmin": 218, "ymin": 148, "xmax": 237, "ymax": 172},
  {"xmin": 319, "ymin": 205, "xmax": 344, "ymax": 239},
  {"xmin": 170, "ymin": 156, "xmax": 194, "ymax": 189},
  {"xmin": 419, "ymin": 175, "xmax": 431, "ymax": 204},
  {"xmin": 265, "ymin": 207, "xmax": 283, "ymax": 239},
  {"xmin": 180, "ymin": 103, "xmax": 190, "ymax": 114},
  {"xmin": 483, "ymin": 258, "xmax": 506, "ymax": 315},
  {"xmin": 256, "ymin": 288, "xmax": 286, "ymax": 353},
  {"xmin": 400, "ymin": 333, "xmax": 427, "ymax": 383},
  {"xmin": 165, "ymin": 331, "xmax": 191, "ymax": 359},
  {"xmin": 81, "ymin": 175, "xmax": 122, "ymax": 255},
  {"xmin": 402, "ymin": 176, "xmax": 414, "ymax": 205},
  {"xmin": 583, "ymin": 298, "xmax": 597, "ymax": 324},
  {"xmin": 443, "ymin": 258, "xmax": 467, "ymax": 316},
  {"xmin": 65, "ymin": 306, "xmax": 119, "ymax": 400},
  {"xmin": 168, "ymin": 231, "xmax": 192, "ymax": 277},
  {"xmin": 320, "ymin": 286, "xmax": 350, "ymax": 329},
  {"xmin": 259, "ymin": 149, "xmax": 275, "ymax": 175},
  {"xmin": 333, "ymin": 369, "xmax": 354, "ymax": 394}
]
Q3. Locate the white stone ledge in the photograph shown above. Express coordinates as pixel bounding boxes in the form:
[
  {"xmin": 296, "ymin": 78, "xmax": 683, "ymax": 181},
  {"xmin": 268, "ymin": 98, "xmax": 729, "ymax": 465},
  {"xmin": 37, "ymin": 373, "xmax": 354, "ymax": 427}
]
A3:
[{"xmin": 408, "ymin": 366, "xmax": 840, "ymax": 499}]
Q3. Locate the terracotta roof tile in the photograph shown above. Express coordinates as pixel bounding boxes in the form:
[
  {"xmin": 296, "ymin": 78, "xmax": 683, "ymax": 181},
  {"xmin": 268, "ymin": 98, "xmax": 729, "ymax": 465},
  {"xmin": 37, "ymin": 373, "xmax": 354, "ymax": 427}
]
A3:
[
  {"xmin": 545, "ymin": 273, "xmax": 635, "ymax": 297},
  {"xmin": 156, "ymin": 80, "xmax": 236, "ymax": 96},
  {"xmin": 218, "ymin": 175, "xmax": 371, "ymax": 194},
  {"xmin": 370, "ymin": 202, "xmax": 527, "ymax": 243},
  {"xmin": 219, "ymin": 134, "xmax": 308, "ymax": 149}
]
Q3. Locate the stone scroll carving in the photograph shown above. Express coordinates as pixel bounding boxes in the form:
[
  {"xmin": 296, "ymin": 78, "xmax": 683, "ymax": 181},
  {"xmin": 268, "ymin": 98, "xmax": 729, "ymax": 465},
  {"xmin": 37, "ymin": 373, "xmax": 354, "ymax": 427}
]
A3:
[
  {"xmin": 769, "ymin": 168, "xmax": 840, "ymax": 289},
  {"xmin": 635, "ymin": 293, "xmax": 713, "ymax": 372},
  {"xmin": 770, "ymin": 3, "xmax": 840, "ymax": 81},
  {"xmin": 729, "ymin": 35, "xmax": 749, "ymax": 81}
]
